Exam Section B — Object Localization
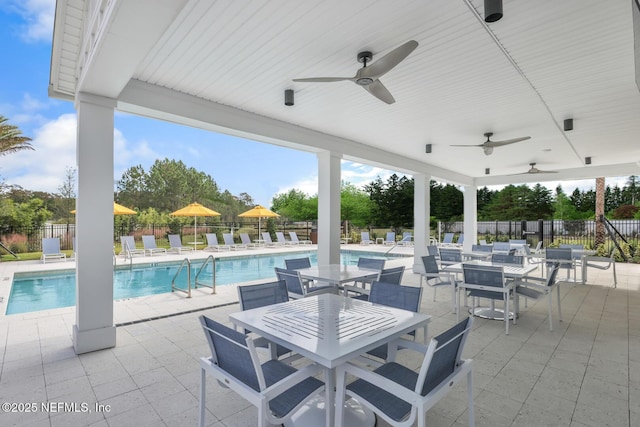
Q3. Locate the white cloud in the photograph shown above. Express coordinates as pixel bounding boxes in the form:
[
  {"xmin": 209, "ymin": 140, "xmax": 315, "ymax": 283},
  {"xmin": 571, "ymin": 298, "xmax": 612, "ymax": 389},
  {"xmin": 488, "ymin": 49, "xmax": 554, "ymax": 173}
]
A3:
[
  {"xmin": 0, "ymin": 113, "xmax": 76, "ymax": 192},
  {"xmin": 7, "ymin": 0, "xmax": 55, "ymax": 43},
  {"xmin": 114, "ymin": 135, "xmax": 159, "ymax": 177},
  {"xmin": 275, "ymin": 176, "xmax": 318, "ymax": 198}
]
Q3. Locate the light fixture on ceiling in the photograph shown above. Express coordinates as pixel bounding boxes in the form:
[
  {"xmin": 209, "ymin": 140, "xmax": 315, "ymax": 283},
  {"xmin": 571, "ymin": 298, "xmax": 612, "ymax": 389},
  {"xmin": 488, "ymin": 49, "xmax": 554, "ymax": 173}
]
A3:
[
  {"xmin": 425, "ymin": 144, "xmax": 432, "ymax": 154},
  {"xmin": 485, "ymin": 168, "xmax": 491, "ymax": 175},
  {"xmin": 284, "ymin": 89, "xmax": 294, "ymax": 106},
  {"xmin": 585, "ymin": 157, "xmax": 592, "ymax": 165},
  {"xmin": 484, "ymin": 0, "xmax": 503, "ymax": 22},
  {"xmin": 564, "ymin": 118, "xmax": 573, "ymax": 131}
]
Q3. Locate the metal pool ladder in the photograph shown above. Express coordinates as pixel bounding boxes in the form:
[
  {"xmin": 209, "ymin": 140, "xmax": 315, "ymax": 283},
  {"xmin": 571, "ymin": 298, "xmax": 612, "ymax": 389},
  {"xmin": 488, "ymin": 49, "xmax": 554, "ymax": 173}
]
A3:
[
  {"xmin": 195, "ymin": 255, "xmax": 217, "ymax": 294},
  {"xmin": 171, "ymin": 258, "xmax": 192, "ymax": 298}
]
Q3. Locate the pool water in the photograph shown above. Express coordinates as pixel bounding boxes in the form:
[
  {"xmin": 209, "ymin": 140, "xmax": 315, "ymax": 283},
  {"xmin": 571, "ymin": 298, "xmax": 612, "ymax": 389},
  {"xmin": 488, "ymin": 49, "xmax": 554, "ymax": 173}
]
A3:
[{"xmin": 6, "ymin": 250, "xmax": 408, "ymax": 315}]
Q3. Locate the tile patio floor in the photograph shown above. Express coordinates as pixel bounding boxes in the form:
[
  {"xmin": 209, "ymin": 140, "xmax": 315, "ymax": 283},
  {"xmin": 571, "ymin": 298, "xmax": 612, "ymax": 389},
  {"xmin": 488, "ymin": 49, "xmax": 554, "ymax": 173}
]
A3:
[{"xmin": 0, "ymin": 246, "xmax": 637, "ymax": 426}]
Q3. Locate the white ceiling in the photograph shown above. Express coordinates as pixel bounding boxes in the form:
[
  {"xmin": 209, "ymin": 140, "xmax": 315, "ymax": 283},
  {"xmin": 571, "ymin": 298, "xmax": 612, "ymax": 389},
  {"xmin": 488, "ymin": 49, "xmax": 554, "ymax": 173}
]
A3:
[{"xmin": 50, "ymin": 0, "xmax": 640, "ymax": 186}]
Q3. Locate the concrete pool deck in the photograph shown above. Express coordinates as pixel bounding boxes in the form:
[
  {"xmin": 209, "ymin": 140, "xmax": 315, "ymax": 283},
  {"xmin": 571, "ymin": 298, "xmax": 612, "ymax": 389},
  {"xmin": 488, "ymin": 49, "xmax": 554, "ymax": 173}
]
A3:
[{"xmin": 0, "ymin": 244, "xmax": 638, "ymax": 426}]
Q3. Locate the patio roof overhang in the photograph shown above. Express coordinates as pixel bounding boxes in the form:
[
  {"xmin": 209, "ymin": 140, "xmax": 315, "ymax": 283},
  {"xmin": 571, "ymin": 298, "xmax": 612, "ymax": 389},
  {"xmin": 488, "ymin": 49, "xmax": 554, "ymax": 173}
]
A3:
[{"xmin": 50, "ymin": 0, "xmax": 640, "ymax": 185}]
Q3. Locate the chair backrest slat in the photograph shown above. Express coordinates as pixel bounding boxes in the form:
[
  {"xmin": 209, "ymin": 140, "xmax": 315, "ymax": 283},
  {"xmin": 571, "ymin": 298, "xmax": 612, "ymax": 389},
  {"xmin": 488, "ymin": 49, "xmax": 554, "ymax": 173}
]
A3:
[
  {"xmin": 357, "ymin": 257, "xmax": 385, "ymax": 271},
  {"xmin": 441, "ymin": 233, "xmax": 454, "ymax": 244},
  {"xmin": 199, "ymin": 316, "xmax": 261, "ymax": 391},
  {"xmin": 439, "ymin": 249, "xmax": 462, "ymax": 263},
  {"xmin": 274, "ymin": 267, "xmax": 304, "ymax": 296},
  {"xmin": 421, "ymin": 255, "xmax": 440, "ymax": 274},
  {"xmin": 142, "ymin": 235, "xmax": 157, "ymax": 249},
  {"xmin": 420, "ymin": 317, "xmax": 473, "ymax": 396},
  {"xmin": 378, "ymin": 266, "xmax": 405, "ymax": 285},
  {"xmin": 237, "ymin": 280, "xmax": 289, "ymax": 311},
  {"xmin": 369, "ymin": 281, "xmax": 422, "ymax": 313},
  {"xmin": 462, "ymin": 264, "xmax": 504, "ymax": 289},
  {"xmin": 284, "ymin": 257, "xmax": 311, "ymax": 270}
]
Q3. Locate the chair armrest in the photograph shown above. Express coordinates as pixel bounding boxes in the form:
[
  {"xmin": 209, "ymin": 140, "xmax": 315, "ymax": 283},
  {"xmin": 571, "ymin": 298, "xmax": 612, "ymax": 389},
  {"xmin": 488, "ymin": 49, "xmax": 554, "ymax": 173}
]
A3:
[
  {"xmin": 389, "ymin": 337, "xmax": 428, "ymax": 354},
  {"xmin": 262, "ymin": 363, "xmax": 324, "ymax": 399},
  {"xmin": 338, "ymin": 362, "xmax": 418, "ymax": 403}
]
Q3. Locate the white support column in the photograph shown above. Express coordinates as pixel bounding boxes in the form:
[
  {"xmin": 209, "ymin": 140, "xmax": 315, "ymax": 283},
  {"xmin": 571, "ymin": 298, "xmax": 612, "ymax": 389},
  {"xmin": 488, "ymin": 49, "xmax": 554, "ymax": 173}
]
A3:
[
  {"xmin": 413, "ymin": 174, "xmax": 430, "ymax": 273},
  {"xmin": 463, "ymin": 184, "xmax": 477, "ymax": 253},
  {"xmin": 317, "ymin": 151, "xmax": 341, "ymax": 265},
  {"xmin": 73, "ymin": 93, "xmax": 116, "ymax": 354}
]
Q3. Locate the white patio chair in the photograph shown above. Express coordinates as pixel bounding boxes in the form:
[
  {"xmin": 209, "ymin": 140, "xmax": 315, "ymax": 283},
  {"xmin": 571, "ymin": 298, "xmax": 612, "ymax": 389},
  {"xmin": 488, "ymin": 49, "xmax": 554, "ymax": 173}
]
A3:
[
  {"xmin": 360, "ymin": 231, "xmax": 373, "ymax": 245},
  {"xmin": 288, "ymin": 231, "xmax": 311, "ymax": 244},
  {"xmin": 141, "ymin": 235, "xmax": 166, "ymax": 256},
  {"xmin": 239, "ymin": 233, "xmax": 258, "ymax": 249},
  {"xmin": 204, "ymin": 233, "xmax": 230, "ymax": 251},
  {"xmin": 335, "ymin": 317, "xmax": 474, "ymax": 427},
  {"xmin": 198, "ymin": 316, "xmax": 324, "ymax": 427},
  {"xmin": 41, "ymin": 238, "xmax": 66, "ymax": 263},
  {"xmin": 274, "ymin": 267, "xmax": 334, "ymax": 299},
  {"xmin": 120, "ymin": 235, "xmax": 145, "ymax": 258},
  {"xmin": 262, "ymin": 232, "xmax": 283, "ymax": 247},
  {"xmin": 582, "ymin": 252, "xmax": 617, "ymax": 288},
  {"xmin": 383, "ymin": 231, "xmax": 396, "ymax": 245},
  {"xmin": 224, "ymin": 233, "xmax": 246, "ymax": 250},
  {"xmin": 276, "ymin": 231, "xmax": 295, "ymax": 245},
  {"xmin": 513, "ymin": 263, "xmax": 562, "ymax": 331},
  {"xmin": 167, "ymin": 234, "xmax": 193, "ymax": 254},
  {"xmin": 420, "ymin": 255, "xmax": 459, "ymax": 312}
]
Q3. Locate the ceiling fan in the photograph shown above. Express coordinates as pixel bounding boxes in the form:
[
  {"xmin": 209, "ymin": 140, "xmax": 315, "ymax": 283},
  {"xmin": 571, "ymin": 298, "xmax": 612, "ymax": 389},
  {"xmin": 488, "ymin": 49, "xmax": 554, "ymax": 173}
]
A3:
[
  {"xmin": 292, "ymin": 40, "xmax": 419, "ymax": 104},
  {"xmin": 512, "ymin": 163, "xmax": 558, "ymax": 175},
  {"xmin": 451, "ymin": 132, "xmax": 531, "ymax": 155}
]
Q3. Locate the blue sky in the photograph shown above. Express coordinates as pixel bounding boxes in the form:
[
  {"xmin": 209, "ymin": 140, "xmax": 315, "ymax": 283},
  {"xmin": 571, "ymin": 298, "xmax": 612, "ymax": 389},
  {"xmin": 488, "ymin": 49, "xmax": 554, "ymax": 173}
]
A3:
[{"xmin": 0, "ymin": 1, "xmax": 624, "ymax": 208}]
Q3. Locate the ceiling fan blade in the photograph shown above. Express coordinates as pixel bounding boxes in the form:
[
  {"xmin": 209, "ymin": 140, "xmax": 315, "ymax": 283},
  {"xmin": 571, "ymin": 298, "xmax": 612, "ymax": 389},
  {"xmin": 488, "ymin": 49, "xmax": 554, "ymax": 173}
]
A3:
[
  {"xmin": 363, "ymin": 80, "xmax": 395, "ymax": 104},
  {"xmin": 292, "ymin": 77, "xmax": 354, "ymax": 82},
  {"xmin": 450, "ymin": 144, "xmax": 484, "ymax": 147},
  {"xmin": 361, "ymin": 40, "xmax": 419, "ymax": 79},
  {"xmin": 485, "ymin": 136, "xmax": 531, "ymax": 148}
]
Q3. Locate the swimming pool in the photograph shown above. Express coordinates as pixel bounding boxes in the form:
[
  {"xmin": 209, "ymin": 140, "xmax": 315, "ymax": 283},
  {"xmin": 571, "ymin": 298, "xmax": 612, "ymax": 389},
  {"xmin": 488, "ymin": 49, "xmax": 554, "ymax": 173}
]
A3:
[{"xmin": 6, "ymin": 250, "xmax": 409, "ymax": 315}]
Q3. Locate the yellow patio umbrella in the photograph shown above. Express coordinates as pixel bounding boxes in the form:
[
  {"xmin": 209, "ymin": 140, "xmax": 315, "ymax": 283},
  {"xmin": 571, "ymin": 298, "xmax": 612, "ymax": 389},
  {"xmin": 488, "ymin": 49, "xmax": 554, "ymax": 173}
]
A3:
[
  {"xmin": 71, "ymin": 202, "xmax": 137, "ymax": 215},
  {"xmin": 238, "ymin": 205, "xmax": 279, "ymax": 238},
  {"xmin": 170, "ymin": 202, "xmax": 221, "ymax": 244}
]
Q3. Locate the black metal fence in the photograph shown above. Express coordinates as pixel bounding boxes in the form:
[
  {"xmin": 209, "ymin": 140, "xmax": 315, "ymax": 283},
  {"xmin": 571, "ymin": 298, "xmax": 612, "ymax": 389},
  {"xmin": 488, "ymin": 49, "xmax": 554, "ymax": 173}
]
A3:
[
  {"xmin": 0, "ymin": 221, "xmax": 316, "ymax": 253},
  {"xmin": 439, "ymin": 219, "xmax": 640, "ymax": 249}
]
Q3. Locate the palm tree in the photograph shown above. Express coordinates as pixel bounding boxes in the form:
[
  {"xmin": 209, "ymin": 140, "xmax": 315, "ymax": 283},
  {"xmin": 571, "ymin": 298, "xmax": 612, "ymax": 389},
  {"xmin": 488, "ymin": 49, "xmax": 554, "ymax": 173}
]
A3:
[{"xmin": 0, "ymin": 115, "xmax": 34, "ymax": 156}]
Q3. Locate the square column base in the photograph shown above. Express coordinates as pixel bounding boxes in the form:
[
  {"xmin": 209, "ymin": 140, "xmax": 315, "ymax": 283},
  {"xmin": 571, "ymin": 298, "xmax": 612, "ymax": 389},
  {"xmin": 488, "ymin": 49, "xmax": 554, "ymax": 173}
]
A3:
[{"xmin": 73, "ymin": 324, "xmax": 116, "ymax": 354}]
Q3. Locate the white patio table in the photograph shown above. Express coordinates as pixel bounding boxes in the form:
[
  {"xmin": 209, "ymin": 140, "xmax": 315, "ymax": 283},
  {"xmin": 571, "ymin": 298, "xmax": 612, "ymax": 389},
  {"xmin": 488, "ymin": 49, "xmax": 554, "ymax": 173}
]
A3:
[
  {"xmin": 229, "ymin": 293, "xmax": 431, "ymax": 427},
  {"xmin": 297, "ymin": 264, "xmax": 381, "ymax": 288},
  {"xmin": 445, "ymin": 260, "xmax": 538, "ymax": 320}
]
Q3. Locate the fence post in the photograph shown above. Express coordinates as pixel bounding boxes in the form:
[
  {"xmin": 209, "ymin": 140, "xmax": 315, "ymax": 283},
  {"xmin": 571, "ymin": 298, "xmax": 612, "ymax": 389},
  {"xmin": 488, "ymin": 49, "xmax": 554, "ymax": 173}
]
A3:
[
  {"xmin": 538, "ymin": 219, "xmax": 544, "ymax": 248},
  {"xmin": 494, "ymin": 220, "xmax": 498, "ymax": 241},
  {"xmin": 550, "ymin": 220, "xmax": 555, "ymax": 245}
]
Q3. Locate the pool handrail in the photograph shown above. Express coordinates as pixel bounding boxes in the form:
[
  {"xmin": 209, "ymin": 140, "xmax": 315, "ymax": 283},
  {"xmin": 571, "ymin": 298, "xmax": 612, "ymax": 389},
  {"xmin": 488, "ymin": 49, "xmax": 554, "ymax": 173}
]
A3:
[
  {"xmin": 195, "ymin": 255, "xmax": 217, "ymax": 294},
  {"xmin": 171, "ymin": 258, "xmax": 192, "ymax": 298}
]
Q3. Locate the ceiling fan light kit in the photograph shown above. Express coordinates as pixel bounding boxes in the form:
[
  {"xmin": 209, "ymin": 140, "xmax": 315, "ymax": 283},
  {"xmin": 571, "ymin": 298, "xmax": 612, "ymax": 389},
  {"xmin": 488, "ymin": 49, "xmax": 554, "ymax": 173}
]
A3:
[
  {"xmin": 564, "ymin": 118, "xmax": 573, "ymax": 131},
  {"xmin": 292, "ymin": 40, "xmax": 419, "ymax": 104},
  {"xmin": 284, "ymin": 89, "xmax": 294, "ymax": 106},
  {"xmin": 484, "ymin": 0, "xmax": 503, "ymax": 22}
]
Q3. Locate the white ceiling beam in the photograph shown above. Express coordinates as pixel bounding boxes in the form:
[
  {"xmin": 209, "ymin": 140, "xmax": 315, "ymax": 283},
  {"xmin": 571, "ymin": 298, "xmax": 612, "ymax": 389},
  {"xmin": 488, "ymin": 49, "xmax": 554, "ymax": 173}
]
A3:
[{"xmin": 117, "ymin": 79, "xmax": 473, "ymax": 185}]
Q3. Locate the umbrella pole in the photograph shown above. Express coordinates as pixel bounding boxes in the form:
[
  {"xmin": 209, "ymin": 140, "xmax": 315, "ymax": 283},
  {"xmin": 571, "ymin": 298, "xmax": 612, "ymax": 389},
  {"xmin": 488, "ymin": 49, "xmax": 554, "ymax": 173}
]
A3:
[{"xmin": 194, "ymin": 215, "xmax": 197, "ymax": 245}]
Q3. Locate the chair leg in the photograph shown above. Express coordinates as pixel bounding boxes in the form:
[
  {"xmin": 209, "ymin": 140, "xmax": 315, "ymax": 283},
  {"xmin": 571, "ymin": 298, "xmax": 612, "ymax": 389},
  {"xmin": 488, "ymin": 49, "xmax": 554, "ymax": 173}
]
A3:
[
  {"xmin": 613, "ymin": 263, "xmax": 617, "ymax": 288},
  {"xmin": 467, "ymin": 370, "xmax": 475, "ymax": 427},
  {"xmin": 557, "ymin": 285, "xmax": 562, "ymax": 323},
  {"xmin": 547, "ymin": 292, "xmax": 554, "ymax": 331},
  {"xmin": 199, "ymin": 368, "xmax": 206, "ymax": 427},
  {"xmin": 505, "ymin": 295, "xmax": 510, "ymax": 335}
]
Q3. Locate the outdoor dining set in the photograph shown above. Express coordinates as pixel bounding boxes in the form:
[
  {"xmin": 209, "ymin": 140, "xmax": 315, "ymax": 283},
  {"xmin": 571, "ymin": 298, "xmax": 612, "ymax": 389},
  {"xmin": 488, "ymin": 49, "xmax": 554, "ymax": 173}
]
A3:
[{"xmin": 195, "ymin": 237, "xmax": 618, "ymax": 426}]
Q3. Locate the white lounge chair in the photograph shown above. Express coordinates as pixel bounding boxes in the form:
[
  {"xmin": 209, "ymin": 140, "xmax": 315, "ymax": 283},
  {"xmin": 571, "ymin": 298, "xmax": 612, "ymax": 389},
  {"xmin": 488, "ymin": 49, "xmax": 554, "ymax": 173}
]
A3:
[
  {"xmin": 223, "ymin": 233, "xmax": 246, "ymax": 250},
  {"xmin": 142, "ymin": 235, "xmax": 167, "ymax": 256},
  {"xmin": 360, "ymin": 231, "xmax": 373, "ymax": 245},
  {"xmin": 262, "ymin": 232, "xmax": 283, "ymax": 247},
  {"xmin": 204, "ymin": 233, "xmax": 230, "ymax": 251},
  {"xmin": 120, "ymin": 235, "xmax": 145, "ymax": 258},
  {"xmin": 383, "ymin": 232, "xmax": 396, "ymax": 245},
  {"xmin": 397, "ymin": 232, "xmax": 413, "ymax": 246},
  {"xmin": 276, "ymin": 232, "xmax": 295, "ymax": 245},
  {"xmin": 168, "ymin": 234, "xmax": 193, "ymax": 254},
  {"xmin": 289, "ymin": 231, "xmax": 311, "ymax": 244},
  {"xmin": 41, "ymin": 238, "xmax": 66, "ymax": 263},
  {"xmin": 239, "ymin": 233, "xmax": 257, "ymax": 248}
]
